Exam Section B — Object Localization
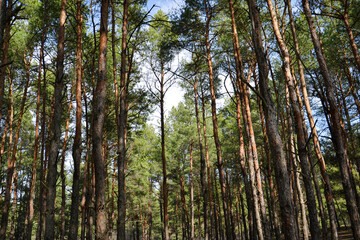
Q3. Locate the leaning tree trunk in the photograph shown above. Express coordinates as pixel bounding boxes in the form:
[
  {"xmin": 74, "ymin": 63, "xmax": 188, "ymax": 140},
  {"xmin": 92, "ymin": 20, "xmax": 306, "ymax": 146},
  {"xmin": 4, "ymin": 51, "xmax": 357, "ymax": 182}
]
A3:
[
  {"xmin": 287, "ymin": 0, "xmax": 338, "ymax": 238},
  {"xmin": 92, "ymin": 0, "xmax": 109, "ymax": 238},
  {"xmin": 265, "ymin": 0, "xmax": 321, "ymax": 238},
  {"xmin": 302, "ymin": 0, "xmax": 360, "ymax": 239},
  {"xmin": 247, "ymin": 0, "xmax": 299, "ymax": 238}
]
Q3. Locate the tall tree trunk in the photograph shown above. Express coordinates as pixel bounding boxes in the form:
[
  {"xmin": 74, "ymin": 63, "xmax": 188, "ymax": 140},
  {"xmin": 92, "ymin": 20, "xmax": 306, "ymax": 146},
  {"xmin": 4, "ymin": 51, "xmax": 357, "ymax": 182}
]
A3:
[
  {"xmin": 159, "ymin": 58, "xmax": 170, "ymax": 240},
  {"xmin": 204, "ymin": 1, "xmax": 232, "ymax": 238},
  {"xmin": 302, "ymin": 0, "xmax": 360, "ymax": 238},
  {"xmin": 26, "ymin": 12, "xmax": 47, "ymax": 235},
  {"xmin": 0, "ymin": 0, "xmax": 6, "ymax": 63},
  {"xmin": 0, "ymin": 0, "xmax": 10, "ymax": 130},
  {"xmin": 44, "ymin": 0, "xmax": 66, "ymax": 237},
  {"xmin": 190, "ymin": 141, "xmax": 195, "ymax": 240},
  {"xmin": 0, "ymin": 70, "xmax": 14, "ymax": 239},
  {"xmin": 37, "ymin": 23, "xmax": 49, "ymax": 239},
  {"xmin": 341, "ymin": 2, "xmax": 360, "ymax": 73},
  {"xmin": 255, "ymin": 78, "xmax": 281, "ymax": 240},
  {"xmin": 7, "ymin": 51, "xmax": 30, "ymax": 238},
  {"xmin": 287, "ymin": 0, "xmax": 338, "ymax": 238},
  {"xmin": 117, "ymin": 0, "xmax": 128, "ymax": 239},
  {"xmin": 109, "ymin": 1, "xmax": 117, "ymax": 238},
  {"xmin": 266, "ymin": 0, "xmax": 321, "ymax": 238},
  {"xmin": 68, "ymin": 0, "xmax": 83, "ymax": 237},
  {"xmin": 228, "ymin": 1, "xmax": 270, "ymax": 238},
  {"xmin": 247, "ymin": 0, "xmax": 299, "ymax": 238},
  {"xmin": 285, "ymin": 83, "xmax": 309, "ymax": 240},
  {"xmin": 243, "ymin": 69, "xmax": 270, "ymax": 240},
  {"xmin": 193, "ymin": 67, "xmax": 208, "ymax": 240},
  {"xmin": 92, "ymin": 0, "xmax": 109, "ymax": 238},
  {"xmin": 60, "ymin": 89, "xmax": 74, "ymax": 240},
  {"xmin": 201, "ymin": 89, "xmax": 215, "ymax": 240}
]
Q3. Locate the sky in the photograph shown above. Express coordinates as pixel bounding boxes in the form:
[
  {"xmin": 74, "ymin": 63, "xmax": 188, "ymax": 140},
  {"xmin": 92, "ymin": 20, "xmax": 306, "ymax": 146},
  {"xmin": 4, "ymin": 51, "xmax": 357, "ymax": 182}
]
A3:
[{"xmin": 145, "ymin": 0, "xmax": 187, "ymax": 127}]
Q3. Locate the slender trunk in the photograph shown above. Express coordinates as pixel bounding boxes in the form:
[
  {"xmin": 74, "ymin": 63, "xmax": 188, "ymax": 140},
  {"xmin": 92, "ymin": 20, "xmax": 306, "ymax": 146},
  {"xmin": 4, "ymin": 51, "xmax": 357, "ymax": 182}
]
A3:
[
  {"xmin": 247, "ymin": 0, "xmax": 299, "ymax": 238},
  {"xmin": 26, "ymin": 15, "xmax": 46, "ymax": 234},
  {"xmin": 292, "ymin": 64, "xmax": 328, "ymax": 239},
  {"xmin": 109, "ymin": 1, "xmax": 117, "ymax": 238},
  {"xmin": 0, "ymin": 107, "xmax": 9, "ymax": 165},
  {"xmin": 0, "ymin": 0, "xmax": 6, "ymax": 66},
  {"xmin": 193, "ymin": 69, "xmax": 208, "ymax": 240},
  {"xmin": 180, "ymin": 170, "xmax": 188, "ymax": 240},
  {"xmin": 44, "ymin": 0, "xmax": 66, "ymax": 237},
  {"xmin": 228, "ymin": 1, "xmax": 269, "ymax": 238},
  {"xmin": 342, "ymin": 8, "xmax": 360, "ymax": 73},
  {"xmin": 85, "ymin": 1, "xmax": 97, "ymax": 238},
  {"xmin": 287, "ymin": 0, "xmax": 338, "ymax": 238},
  {"xmin": 342, "ymin": 46, "xmax": 360, "ymax": 115},
  {"xmin": 255, "ymin": 78, "xmax": 281, "ymax": 240},
  {"xmin": 117, "ymin": 0, "xmax": 128, "ymax": 239},
  {"xmin": 0, "ymin": 70, "xmax": 14, "ymax": 238},
  {"xmin": 190, "ymin": 141, "xmax": 195, "ymax": 240},
  {"xmin": 243, "ymin": 69, "xmax": 269, "ymax": 240},
  {"xmin": 204, "ymin": 1, "xmax": 232, "ymax": 238},
  {"xmin": 68, "ymin": 0, "xmax": 83, "ymax": 238},
  {"xmin": 266, "ymin": 0, "xmax": 321, "ymax": 238},
  {"xmin": 285, "ymin": 82, "xmax": 309, "ymax": 240},
  {"xmin": 93, "ymin": 0, "xmax": 109, "ymax": 238},
  {"xmin": 37, "ymin": 25, "xmax": 48, "ymax": 239},
  {"xmin": 9, "ymin": 155, "xmax": 20, "ymax": 240},
  {"xmin": 60, "ymin": 89, "xmax": 74, "ymax": 240},
  {"xmin": 233, "ymin": 89, "xmax": 253, "ymax": 240},
  {"xmin": 7, "ymin": 52, "xmax": 30, "ymax": 239},
  {"xmin": 302, "ymin": 0, "xmax": 360, "ymax": 238},
  {"xmin": 0, "ymin": 0, "xmax": 10, "ymax": 130},
  {"xmin": 201, "ymin": 90, "xmax": 215, "ymax": 240},
  {"xmin": 160, "ymin": 59, "xmax": 170, "ymax": 240}
]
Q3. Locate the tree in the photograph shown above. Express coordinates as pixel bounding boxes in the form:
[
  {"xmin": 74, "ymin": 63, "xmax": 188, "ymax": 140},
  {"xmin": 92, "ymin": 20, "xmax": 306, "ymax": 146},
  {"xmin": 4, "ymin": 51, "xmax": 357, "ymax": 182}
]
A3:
[
  {"xmin": 92, "ymin": 0, "xmax": 109, "ymax": 238},
  {"xmin": 302, "ymin": 0, "xmax": 360, "ymax": 238},
  {"xmin": 43, "ymin": 0, "xmax": 66, "ymax": 238}
]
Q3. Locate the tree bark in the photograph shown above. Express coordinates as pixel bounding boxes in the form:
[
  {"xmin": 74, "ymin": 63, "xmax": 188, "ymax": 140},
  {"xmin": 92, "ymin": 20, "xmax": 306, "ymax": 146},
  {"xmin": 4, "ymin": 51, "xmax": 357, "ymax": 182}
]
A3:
[
  {"xmin": 204, "ymin": 1, "xmax": 232, "ymax": 238},
  {"xmin": 193, "ymin": 67, "xmax": 208, "ymax": 240},
  {"xmin": 0, "ymin": 69, "xmax": 14, "ymax": 239},
  {"xmin": 0, "ymin": 0, "xmax": 10, "ymax": 130},
  {"xmin": 60, "ymin": 89, "xmax": 74, "ymax": 240},
  {"xmin": 247, "ymin": 0, "xmax": 299, "ymax": 238},
  {"xmin": 92, "ymin": 0, "xmax": 109, "ymax": 238},
  {"xmin": 159, "ymin": 57, "xmax": 170, "ymax": 240},
  {"xmin": 266, "ymin": 0, "xmax": 321, "ymax": 238},
  {"xmin": 287, "ymin": 0, "xmax": 338, "ymax": 238},
  {"xmin": 26, "ymin": 9, "xmax": 47, "ymax": 235},
  {"xmin": 68, "ymin": 0, "xmax": 83, "ymax": 238},
  {"xmin": 190, "ymin": 141, "xmax": 195, "ymax": 240},
  {"xmin": 302, "ymin": 0, "xmax": 360, "ymax": 238},
  {"xmin": 255, "ymin": 78, "xmax": 282, "ymax": 240},
  {"xmin": 341, "ymin": 2, "xmax": 360, "ymax": 73},
  {"xmin": 117, "ymin": 1, "xmax": 128, "ymax": 239},
  {"xmin": 44, "ymin": 0, "xmax": 66, "ymax": 237}
]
